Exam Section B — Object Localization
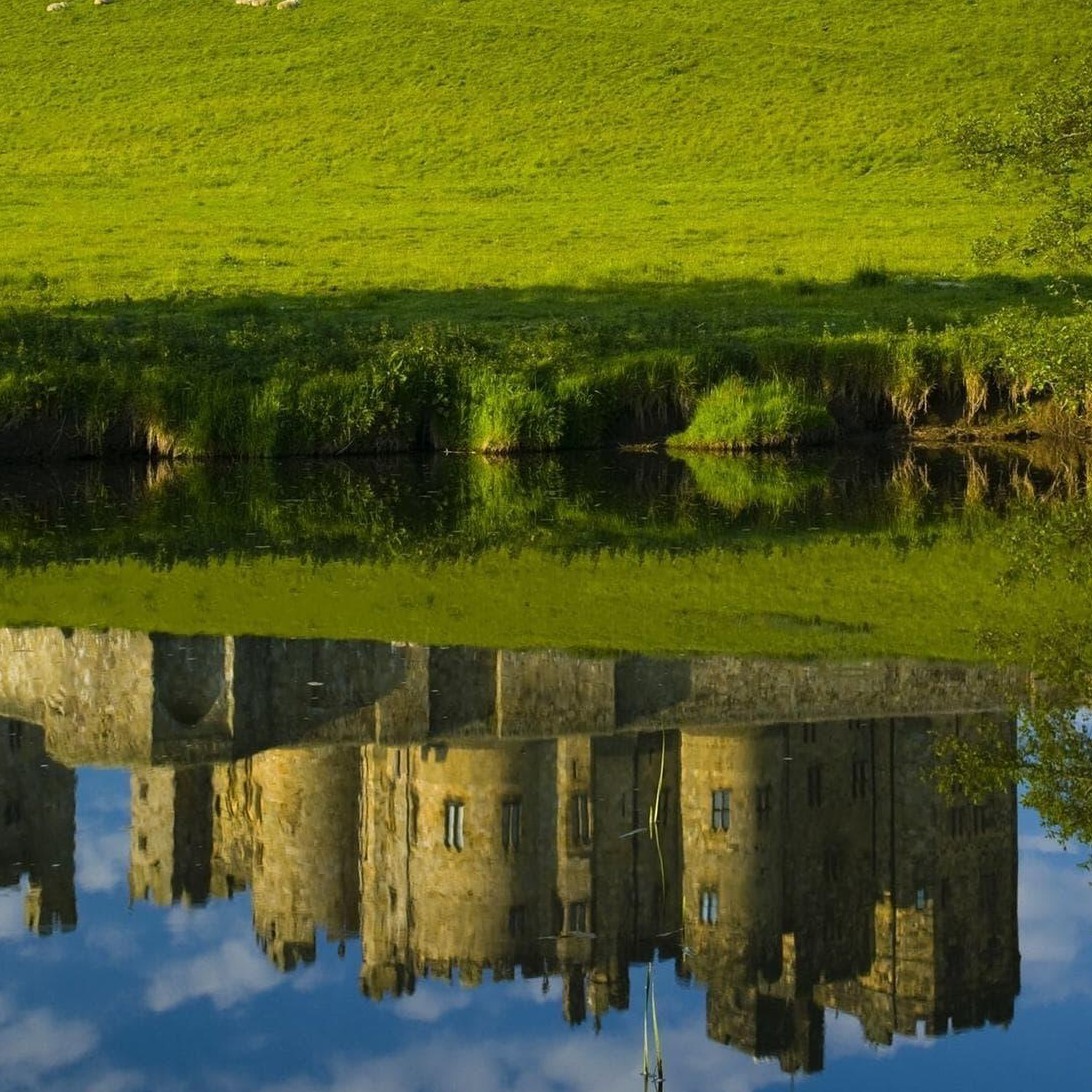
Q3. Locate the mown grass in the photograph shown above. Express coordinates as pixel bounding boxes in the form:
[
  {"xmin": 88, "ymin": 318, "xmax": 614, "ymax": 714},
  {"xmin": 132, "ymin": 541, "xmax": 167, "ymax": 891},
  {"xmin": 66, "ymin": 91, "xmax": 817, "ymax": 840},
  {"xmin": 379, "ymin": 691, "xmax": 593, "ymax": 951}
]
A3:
[
  {"xmin": 2, "ymin": 0, "xmax": 1090, "ymax": 304},
  {"xmin": 0, "ymin": 528, "xmax": 1078, "ymax": 660}
]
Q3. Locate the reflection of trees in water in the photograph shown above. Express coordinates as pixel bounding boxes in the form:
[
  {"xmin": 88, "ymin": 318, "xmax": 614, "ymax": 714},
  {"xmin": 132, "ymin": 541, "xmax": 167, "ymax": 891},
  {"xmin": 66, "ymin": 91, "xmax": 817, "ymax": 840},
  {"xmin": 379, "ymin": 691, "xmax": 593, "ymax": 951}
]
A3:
[
  {"xmin": 0, "ymin": 445, "xmax": 1083, "ymax": 571},
  {"xmin": 939, "ymin": 483, "xmax": 1092, "ymax": 862}
]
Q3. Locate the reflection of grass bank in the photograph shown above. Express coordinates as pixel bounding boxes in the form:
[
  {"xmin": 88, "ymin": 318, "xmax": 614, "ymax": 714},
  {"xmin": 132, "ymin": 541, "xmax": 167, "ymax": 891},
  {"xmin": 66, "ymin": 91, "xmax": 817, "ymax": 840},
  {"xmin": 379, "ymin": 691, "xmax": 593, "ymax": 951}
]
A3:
[
  {"xmin": 674, "ymin": 454, "xmax": 826, "ymax": 515},
  {"xmin": 0, "ymin": 532, "xmax": 1079, "ymax": 660},
  {"xmin": 0, "ymin": 448, "xmax": 1083, "ymax": 656},
  {"xmin": 0, "ymin": 447, "xmax": 1034, "ymax": 569},
  {"xmin": 2, "ymin": 277, "xmax": 1088, "ymax": 457}
]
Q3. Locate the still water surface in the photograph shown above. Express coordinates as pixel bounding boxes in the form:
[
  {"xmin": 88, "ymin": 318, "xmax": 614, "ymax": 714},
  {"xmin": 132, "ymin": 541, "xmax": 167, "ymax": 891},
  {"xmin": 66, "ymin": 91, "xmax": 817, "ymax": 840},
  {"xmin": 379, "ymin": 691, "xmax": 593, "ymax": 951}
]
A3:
[{"xmin": 0, "ymin": 448, "xmax": 1089, "ymax": 1090}]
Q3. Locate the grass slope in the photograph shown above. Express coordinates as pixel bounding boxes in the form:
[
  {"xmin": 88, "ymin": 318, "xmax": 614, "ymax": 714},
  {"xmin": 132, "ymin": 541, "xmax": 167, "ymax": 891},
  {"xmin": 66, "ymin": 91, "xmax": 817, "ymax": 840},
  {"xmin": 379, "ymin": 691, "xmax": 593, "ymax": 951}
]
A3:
[{"xmin": 3, "ymin": 0, "xmax": 1090, "ymax": 303}]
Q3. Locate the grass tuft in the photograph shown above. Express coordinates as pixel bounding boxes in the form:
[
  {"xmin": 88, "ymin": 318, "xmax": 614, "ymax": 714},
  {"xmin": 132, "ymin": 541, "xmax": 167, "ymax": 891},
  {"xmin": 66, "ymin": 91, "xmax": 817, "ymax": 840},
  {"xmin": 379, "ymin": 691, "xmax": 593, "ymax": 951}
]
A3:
[
  {"xmin": 667, "ymin": 376, "xmax": 835, "ymax": 451},
  {"xmin": 849, "ymin": 262, "xmax": 892, "ymax": 289}
]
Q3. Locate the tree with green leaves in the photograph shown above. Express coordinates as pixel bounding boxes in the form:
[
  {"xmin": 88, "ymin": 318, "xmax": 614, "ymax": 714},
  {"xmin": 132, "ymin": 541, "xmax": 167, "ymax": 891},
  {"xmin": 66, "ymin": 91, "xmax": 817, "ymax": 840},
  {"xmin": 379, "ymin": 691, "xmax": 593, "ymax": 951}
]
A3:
[{"xmin": 950, "ymin": 60, "xmax": 1092, "ymax": 266}]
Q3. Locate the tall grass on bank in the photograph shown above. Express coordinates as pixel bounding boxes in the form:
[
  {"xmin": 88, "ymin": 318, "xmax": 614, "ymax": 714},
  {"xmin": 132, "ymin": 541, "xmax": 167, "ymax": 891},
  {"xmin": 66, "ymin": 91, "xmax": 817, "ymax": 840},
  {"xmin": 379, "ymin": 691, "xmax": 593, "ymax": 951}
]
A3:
[{"xmin": 3, "ymin": 285, "xmax": 1089, "ymax": 456}]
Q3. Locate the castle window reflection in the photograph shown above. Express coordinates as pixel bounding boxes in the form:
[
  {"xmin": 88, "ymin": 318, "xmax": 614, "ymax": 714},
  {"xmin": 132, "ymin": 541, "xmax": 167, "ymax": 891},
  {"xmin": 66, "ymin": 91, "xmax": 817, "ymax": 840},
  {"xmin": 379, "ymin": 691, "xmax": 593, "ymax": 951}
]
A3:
[
  {"xmin": 699, "ymin": 889, "xmax": 719, "ymax": 924},
  {"xmin": 807, "ymin": 763, "xmax": 823, "ymax": 807},
  {"xmin": 756, "ymin": 784, "xmax": 772, "ymax": 827},
  {"xmin": 444, "ymin": 800, "xmax": 464, "ymax": 851},
  {"xmin": 566, "ymin": 901, "xmax": 588, "ymax": 934},
  {"xmin": 711, "ymin": 788, "xmax": 731, "ymax": 831},
  {"xmin": 569, "ymin": 792, "xmax": 591, "ymax": 847},
  {"xmin": 852, "ymin": 758, "xmax": 869, "ymax": 799},
  {"xmin": 501, "ymin": 798, "xmax": 521, "ymax": 851}
]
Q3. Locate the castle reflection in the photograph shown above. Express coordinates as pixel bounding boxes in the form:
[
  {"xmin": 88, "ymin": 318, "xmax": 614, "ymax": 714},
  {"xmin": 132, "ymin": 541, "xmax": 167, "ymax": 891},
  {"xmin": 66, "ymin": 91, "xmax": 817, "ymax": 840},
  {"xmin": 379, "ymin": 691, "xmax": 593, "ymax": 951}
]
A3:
[{"xmin": 0, "ymin": 629, "xmax": 1020, "ymax": 1075}]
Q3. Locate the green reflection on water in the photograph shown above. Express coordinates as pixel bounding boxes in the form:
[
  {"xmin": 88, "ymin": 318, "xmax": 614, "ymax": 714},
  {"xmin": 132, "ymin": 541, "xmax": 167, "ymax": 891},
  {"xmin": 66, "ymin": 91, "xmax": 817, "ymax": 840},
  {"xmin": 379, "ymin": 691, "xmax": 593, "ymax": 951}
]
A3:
[{"xmin": 0, "ymin": 448, "xmax": 1085, "ymax": 659}]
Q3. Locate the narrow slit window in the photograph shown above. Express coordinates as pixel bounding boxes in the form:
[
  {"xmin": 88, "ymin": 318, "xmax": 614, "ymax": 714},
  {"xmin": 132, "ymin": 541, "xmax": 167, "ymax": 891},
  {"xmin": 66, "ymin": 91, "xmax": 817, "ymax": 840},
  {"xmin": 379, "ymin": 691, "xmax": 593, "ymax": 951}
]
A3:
[
  {"xmin": 444, "ymin": 800, "xmax": 465, "ymax": 851},
  {"xmin": 502, "ymin": 798, "xmax": 522, "ymax": 851},
  {"xmin": 570, "ymin": 793, "xmax": 591, "ymax": 847},
  {"xmin": 852, "ymin": 758, "xmax": 869, "ymax": 800},
  {"xmin": 699, "ymin": 889, "xmax": 719, "ymax": 925},
  {"xmin": 567, "ymin": 901, "xmax": 588, "ymax": 934},
  {"xmin": 755, "ymin": 784, "xmax": 772, "ymax": 828}
]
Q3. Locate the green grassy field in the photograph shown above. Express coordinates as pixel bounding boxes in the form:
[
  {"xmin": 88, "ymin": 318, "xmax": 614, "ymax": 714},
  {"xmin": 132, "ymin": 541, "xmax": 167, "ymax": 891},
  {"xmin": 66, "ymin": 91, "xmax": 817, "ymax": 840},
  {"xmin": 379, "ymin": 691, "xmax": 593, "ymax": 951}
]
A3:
[
  {"xmin": 3, "ymin": 0, "xmax": 1089, "ymax": 303},
  {"xmin": 0, "ymin": 526, "xmax": 1079, "ymax": 659}
]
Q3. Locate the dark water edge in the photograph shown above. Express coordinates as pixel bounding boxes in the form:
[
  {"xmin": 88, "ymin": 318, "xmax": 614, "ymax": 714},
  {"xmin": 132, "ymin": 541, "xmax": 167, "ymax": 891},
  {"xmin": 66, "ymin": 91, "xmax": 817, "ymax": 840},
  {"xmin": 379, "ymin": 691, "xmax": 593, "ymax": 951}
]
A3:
[{"xmin": 0, "ymin": 443, "xmax": 1082, "ymax": 570}]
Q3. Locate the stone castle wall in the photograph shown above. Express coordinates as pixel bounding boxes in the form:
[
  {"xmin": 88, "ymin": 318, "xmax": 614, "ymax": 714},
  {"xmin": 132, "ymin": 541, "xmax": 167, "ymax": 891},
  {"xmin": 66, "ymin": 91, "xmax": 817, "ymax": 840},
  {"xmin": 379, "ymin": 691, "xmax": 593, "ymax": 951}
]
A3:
[{"xmin": 0, "ymin": 626, "xmax": 1022, "ymax": 767}]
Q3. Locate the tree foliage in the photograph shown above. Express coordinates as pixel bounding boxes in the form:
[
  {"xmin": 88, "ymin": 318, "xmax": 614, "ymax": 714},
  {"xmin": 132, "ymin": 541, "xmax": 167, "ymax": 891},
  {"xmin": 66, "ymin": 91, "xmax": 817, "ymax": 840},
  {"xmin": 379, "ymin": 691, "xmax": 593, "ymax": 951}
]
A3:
[{"xmin": 950, "ymin": 60, "xmax": 1092, "ymax": 265}]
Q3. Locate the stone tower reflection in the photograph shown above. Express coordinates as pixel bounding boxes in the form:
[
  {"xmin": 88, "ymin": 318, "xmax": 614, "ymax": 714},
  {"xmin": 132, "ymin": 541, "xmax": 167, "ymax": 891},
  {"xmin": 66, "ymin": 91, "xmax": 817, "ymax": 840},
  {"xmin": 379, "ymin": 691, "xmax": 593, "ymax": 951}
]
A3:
[
  {"xmin": 116, "ymin": 731, "xmax": 1020, "ymax": 1071},
  {"xmin": 0, "ymin": 717, "xmax": 77, "ymax": 935},
  {"xmin": 678, "ymin": 717, "xmax": 1018, "ymax": 1071}
]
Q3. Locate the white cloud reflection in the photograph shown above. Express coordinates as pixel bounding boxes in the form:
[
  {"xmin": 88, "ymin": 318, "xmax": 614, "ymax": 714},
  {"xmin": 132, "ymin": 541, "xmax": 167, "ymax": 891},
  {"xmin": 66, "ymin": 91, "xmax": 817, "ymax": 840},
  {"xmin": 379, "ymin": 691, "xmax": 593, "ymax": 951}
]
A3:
[
  {"xmin": 0, "ymin": 889, "xmax": 27, "ymax": 940},
  {"xmin": 0, "ymin": 997, "xmax": 98, "ymax": 1089},
  {"xmin": 1018, "ymin": 846, "xmax": 1092, "ymax": 1004},
  {"xmin": 254, "ymin": 990, "xmax": 792, "ymax": 1092},
  {"xmin": 145, "ymin": 938, "xmax": 283, "ymax": 1013},
  {"xmin": 76, "ymin": 829, "xmax": 130, "ymax": 895}
]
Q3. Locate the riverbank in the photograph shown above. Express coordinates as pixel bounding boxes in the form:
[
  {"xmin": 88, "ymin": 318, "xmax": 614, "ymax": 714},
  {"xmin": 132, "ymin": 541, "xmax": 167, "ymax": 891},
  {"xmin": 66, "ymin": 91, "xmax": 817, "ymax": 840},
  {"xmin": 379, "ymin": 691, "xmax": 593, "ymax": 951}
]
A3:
[{"xmin": 2, "ymin": 277, "xmax": 1089, "ymax": 458}]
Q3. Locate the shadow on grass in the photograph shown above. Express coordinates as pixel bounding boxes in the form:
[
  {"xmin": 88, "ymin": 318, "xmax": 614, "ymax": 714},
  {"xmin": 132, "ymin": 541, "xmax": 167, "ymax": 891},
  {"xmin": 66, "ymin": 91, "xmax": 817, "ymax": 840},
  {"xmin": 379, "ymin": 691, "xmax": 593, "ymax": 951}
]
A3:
[{"xmin": 53, "ymin": 270, "xmax": 1086, "ymax": 334}]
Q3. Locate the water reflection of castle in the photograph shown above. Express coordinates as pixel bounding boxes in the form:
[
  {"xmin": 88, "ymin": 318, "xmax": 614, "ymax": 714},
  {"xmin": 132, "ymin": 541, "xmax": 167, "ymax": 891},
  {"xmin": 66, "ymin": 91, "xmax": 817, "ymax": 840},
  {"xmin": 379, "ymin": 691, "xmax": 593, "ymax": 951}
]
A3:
[{"xmin": 0, "ymin": 630, "xmax": 1020, "ymax": 1074}]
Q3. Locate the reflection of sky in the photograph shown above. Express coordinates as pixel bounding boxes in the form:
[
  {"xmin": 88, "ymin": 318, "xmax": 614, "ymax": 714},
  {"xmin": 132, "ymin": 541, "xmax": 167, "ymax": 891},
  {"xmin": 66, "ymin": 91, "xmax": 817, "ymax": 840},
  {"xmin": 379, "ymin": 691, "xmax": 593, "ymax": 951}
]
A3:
[{"xmin": 0, "ymin": 772, "xmax": 1090, "ymax": 1090}]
